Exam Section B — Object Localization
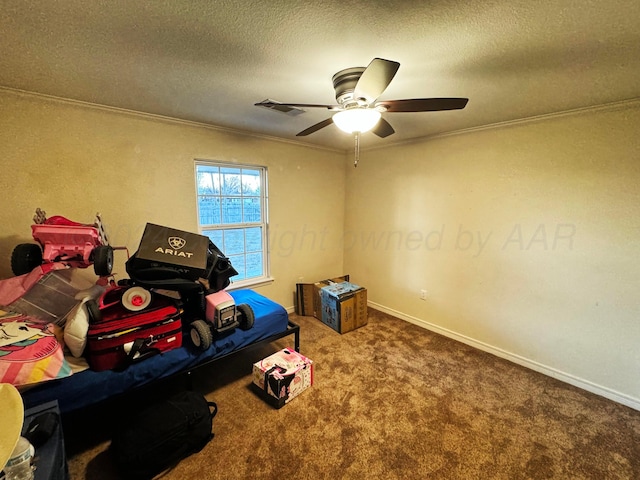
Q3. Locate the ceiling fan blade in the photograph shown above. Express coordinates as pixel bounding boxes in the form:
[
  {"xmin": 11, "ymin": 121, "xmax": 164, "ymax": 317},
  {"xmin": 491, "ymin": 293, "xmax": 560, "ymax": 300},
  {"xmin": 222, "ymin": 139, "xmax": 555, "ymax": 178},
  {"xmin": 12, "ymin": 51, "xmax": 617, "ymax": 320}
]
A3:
[
  {"xmin": 376, "ymin": 98, "xmax": 469, "ymax": 113},
  {"xmin": 296, "ymin": 117, "xmax": 334, "ymax": 136},
  {"xmin": 353, "ymin": 58, "xmax": 400, "ymax": 104},
  {"xmin": 255, "ymin": 100, "xmax": 339, "ymax": 110},
  {"xmin": 372, "ymin": 118, "xmax": 395, "ymax": 138}
]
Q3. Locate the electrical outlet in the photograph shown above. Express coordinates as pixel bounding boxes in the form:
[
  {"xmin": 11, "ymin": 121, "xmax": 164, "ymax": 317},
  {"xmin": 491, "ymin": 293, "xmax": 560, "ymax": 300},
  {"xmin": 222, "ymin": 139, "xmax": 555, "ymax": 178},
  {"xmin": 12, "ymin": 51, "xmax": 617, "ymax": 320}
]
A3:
[{"xmin": 420, "ymin": 289, "xmax": 427, "ymax": 300}]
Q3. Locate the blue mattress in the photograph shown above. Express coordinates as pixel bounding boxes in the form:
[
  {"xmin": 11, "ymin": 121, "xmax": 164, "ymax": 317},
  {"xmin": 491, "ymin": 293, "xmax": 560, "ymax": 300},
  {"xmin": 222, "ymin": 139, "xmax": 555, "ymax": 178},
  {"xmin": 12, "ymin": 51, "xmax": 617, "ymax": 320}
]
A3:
[{"xmin": 20, "ymin": 289, "xmax": 289, "ymax": 413}]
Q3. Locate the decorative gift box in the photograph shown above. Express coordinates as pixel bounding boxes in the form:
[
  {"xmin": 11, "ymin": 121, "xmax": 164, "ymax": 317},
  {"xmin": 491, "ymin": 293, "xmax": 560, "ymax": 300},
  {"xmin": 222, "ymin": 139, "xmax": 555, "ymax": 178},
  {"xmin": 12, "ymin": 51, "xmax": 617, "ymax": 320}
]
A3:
[{"xmin": 252, "ymin": 348, "xmax": 314, "ymax": 408}]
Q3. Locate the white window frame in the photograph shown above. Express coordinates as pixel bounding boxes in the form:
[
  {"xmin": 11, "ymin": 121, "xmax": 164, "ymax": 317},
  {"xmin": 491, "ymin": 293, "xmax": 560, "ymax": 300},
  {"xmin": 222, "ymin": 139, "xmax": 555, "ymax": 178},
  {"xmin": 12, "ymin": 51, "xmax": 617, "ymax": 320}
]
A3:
[{"xmin": 194, "ymin": 160, "xmax": 271, "ymax": 290}]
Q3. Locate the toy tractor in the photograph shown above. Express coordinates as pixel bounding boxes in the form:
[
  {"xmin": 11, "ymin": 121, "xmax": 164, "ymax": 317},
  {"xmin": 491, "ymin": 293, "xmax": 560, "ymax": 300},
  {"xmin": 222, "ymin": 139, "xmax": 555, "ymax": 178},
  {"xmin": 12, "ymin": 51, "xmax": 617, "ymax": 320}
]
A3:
[
  {"xmin": 11, "ymin": 208, "xmax": 115, "ymax": 277},
  {"xmin": 189, "ymin": 290, "xmax": 255, "ymax": 350}
]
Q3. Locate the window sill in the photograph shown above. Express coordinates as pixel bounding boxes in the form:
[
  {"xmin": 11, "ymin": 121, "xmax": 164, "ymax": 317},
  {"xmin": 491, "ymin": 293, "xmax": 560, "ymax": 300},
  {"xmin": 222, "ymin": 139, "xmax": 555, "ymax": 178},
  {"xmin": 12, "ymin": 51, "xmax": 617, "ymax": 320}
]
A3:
[{"xmin": 227, "ymin": 277, "xmax": 275, "ymax": 291}]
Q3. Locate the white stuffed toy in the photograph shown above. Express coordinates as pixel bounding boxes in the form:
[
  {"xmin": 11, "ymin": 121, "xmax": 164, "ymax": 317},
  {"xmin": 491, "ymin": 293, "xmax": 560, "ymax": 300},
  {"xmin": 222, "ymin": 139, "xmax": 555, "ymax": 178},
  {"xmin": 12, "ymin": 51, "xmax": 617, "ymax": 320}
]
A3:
[{"xmin": 63, "ymin": 284, "xmax": 106, "ymax": 358}]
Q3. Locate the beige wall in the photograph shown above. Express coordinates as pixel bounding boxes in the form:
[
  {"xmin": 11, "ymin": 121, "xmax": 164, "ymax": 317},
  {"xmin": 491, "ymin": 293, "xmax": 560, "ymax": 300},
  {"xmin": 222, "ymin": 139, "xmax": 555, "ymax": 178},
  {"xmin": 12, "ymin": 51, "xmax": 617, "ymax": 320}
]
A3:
[
  {"xmin": 2, "ymin": 87, "xmax": 639, "ymax": 409},
  {"xmin": 0, "ymin": 89, "xmax": 346, "ymax": 308},
  {"xmin": 344, "ymin": 101, "xmax": 640, "ymax": 408}
]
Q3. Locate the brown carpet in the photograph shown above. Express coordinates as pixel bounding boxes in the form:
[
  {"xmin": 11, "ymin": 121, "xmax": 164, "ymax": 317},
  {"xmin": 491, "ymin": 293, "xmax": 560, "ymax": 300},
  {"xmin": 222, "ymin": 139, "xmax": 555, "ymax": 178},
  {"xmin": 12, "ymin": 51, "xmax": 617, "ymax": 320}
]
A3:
[{"xmin": 64, "ymin": 308, "xmax": 640, "ymax": 479}]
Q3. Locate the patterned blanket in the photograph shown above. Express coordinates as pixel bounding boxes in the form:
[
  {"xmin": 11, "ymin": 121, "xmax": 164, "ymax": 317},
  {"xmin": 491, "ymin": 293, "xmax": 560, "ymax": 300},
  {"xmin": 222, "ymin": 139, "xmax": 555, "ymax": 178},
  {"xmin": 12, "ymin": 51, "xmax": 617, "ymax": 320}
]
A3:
[{"xmin": 0, "ymin": 312, "xmax": 72, "ymax": 387}]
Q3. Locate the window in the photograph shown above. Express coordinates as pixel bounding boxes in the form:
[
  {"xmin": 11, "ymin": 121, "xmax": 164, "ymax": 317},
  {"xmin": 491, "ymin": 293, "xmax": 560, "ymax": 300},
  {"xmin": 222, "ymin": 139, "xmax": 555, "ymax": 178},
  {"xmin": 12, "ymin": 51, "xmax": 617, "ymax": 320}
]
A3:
[{"xmin": 195, "ymin": 161, "xmax": 269, "ymax": 287}]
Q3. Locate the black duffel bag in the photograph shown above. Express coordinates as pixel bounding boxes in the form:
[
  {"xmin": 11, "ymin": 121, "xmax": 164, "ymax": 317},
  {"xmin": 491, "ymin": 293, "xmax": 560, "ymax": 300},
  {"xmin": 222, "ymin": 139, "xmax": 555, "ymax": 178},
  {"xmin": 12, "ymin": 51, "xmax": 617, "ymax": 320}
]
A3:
[{"xmin": 110, "ymin": 390, "xmax": 218, "ymax": 480}]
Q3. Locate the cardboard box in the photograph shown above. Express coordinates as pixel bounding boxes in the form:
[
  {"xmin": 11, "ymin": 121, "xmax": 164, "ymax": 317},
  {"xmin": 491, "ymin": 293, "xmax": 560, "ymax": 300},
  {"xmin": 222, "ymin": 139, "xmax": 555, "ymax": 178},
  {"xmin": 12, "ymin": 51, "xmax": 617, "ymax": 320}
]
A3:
[
  {"xmin": 295, "ymin": 275, "xmax": 368, "ymax": 334},
  {"xmin": 133, "ymin": 223, "xmax": 212, "ymax": 281},
  {"xmin": 319, "ymin": 281, "xmax": 368, "ymax": 334},
  {"xmin": 295, "ymin": 275, "xmax": 349, "ymax": 317},
  {"xmin": 252, "ymin": 348, "xmax": 314, "ymax": 408}
]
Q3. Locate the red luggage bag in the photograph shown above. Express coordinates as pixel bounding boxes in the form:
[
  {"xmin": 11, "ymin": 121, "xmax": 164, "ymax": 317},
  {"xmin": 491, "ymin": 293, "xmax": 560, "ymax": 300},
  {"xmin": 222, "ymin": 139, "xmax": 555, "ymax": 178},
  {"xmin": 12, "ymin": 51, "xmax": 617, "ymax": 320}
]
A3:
[{"xmin": 86, "ymin": 296, "xmax": 183, "ymax": 372}]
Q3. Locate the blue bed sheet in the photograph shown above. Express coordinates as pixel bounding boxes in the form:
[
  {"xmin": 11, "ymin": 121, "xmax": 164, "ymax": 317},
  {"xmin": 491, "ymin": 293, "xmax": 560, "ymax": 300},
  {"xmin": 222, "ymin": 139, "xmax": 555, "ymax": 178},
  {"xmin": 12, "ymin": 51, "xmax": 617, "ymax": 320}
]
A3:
[{"xmin": 20, "ymin": 289, "xmax": 289, "ymax": 413}]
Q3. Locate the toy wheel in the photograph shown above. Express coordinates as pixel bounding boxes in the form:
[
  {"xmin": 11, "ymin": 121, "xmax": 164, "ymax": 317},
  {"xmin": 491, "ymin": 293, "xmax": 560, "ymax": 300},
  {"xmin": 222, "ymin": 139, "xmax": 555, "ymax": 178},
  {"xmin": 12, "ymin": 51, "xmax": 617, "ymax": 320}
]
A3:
[
  {"xmin": 121, "ymin": 286, "xmax": 152, "ymax": 311},
  {"xmin": 11, "ymin": 243, "xmax": 43, "ymax": 276},
  {"xmin": 190, "ymin": 319, "xmax": 213, "ymax": 350},
  {"xmin": 237, "ymin": 303, "xmax": 255, "ymax": 330},
  {"xmin": 85, "ymin": 299, "xmax": 102, "ymax": 324},
  {"xmin": 92, "ymin": 245, "xmax": 114, "ymax": 276}
]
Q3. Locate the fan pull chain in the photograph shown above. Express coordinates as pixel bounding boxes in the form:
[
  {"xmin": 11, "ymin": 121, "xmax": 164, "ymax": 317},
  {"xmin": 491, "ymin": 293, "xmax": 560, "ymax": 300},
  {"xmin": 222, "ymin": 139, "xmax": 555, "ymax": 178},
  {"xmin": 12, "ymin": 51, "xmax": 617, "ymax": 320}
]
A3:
[{"xmin": 354, "ymin": 132, "xmax": 360, "ymax": 167}]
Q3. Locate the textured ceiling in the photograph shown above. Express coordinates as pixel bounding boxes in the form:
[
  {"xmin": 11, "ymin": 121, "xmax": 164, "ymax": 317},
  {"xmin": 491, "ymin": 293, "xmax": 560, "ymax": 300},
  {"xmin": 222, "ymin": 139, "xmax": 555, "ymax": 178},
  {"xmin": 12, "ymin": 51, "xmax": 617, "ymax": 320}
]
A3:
[{"xmin": 1, "ymin": 0, "xmax": 639, "ymax": 151}]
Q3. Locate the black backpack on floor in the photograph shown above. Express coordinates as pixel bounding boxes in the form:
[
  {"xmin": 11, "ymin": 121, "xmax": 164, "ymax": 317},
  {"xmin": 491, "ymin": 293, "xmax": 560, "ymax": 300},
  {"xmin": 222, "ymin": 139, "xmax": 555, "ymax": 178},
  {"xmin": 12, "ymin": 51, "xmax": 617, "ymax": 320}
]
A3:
[{"xmin": 110, "ymin": 390, "xmax": 218, "ymax": 480}]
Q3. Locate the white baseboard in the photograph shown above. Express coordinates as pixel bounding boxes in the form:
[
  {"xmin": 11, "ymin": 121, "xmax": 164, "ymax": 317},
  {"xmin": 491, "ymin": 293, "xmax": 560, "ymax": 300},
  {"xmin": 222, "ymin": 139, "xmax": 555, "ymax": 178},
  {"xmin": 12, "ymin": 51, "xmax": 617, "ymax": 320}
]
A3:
[{"xmin": 368, "ymin": 301, "xmax": 640, "ymax": 412}]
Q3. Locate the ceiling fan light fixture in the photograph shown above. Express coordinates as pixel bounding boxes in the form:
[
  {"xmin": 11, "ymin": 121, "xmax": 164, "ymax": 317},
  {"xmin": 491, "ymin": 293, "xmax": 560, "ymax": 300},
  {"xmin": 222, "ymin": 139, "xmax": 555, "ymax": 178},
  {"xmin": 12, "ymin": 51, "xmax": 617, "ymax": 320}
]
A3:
[{"xmin": 332, "ymin": 109, "xmax": 381, "ymax": 134}]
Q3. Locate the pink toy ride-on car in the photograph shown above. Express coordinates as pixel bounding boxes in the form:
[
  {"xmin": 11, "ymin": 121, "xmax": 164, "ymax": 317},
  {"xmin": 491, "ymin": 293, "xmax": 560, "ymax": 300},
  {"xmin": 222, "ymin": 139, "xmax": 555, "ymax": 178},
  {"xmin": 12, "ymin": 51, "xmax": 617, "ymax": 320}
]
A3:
[{"xmin": 11, "ymin": 208, "xmax": 114, "ymax": 277}]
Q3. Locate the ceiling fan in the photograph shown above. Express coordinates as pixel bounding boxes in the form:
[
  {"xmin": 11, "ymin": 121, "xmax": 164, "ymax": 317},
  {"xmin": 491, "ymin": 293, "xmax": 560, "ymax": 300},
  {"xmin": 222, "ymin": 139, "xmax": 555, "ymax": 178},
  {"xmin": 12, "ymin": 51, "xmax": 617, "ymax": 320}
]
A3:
[{"xmin": 255, "ymin": 57, "xmax": 469, "ymax": 140}]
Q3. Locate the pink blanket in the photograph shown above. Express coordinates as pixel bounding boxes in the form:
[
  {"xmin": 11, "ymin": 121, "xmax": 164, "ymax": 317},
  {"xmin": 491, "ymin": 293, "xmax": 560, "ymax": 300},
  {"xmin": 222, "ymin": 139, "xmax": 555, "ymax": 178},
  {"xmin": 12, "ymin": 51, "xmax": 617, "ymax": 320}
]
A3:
[{"xmin": 0, "ymin": 264, "xmax": 68, "ymax": 306}]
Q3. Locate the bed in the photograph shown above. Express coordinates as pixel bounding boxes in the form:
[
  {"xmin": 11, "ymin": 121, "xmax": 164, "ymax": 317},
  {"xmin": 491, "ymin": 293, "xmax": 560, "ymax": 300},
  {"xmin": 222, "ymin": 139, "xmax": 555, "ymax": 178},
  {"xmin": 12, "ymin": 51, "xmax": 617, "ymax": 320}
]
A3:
[{"xmin": 18, "ymin": 289, "xmax": 299, "ymax": 414}]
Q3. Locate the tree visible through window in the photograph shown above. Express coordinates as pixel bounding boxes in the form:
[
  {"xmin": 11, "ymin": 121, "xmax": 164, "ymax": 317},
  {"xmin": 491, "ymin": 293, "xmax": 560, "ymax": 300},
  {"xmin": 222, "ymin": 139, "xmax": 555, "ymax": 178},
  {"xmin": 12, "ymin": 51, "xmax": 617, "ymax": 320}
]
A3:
[{"xmin": 195, "ymin": 161, "xmax": 268, "ymax": 285}]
